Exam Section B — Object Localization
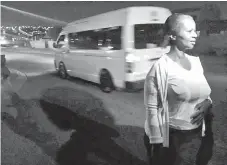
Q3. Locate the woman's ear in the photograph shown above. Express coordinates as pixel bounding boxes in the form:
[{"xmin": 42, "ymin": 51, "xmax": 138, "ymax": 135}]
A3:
[{"xmin": 169, "ymin": 35, "xmax": 176, "ymax": 41}]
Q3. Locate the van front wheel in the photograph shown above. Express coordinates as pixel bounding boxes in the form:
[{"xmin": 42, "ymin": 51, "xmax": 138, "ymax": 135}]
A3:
[
  {"xmin": 100, "ymin": 70, "xmax": 114, "ymax": 93},
  {"xmin": 59, "ymin": 63, "xmax": 68, "ymax": 79}
]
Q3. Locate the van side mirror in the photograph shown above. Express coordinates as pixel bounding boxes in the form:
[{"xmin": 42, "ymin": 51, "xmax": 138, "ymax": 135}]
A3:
[
  {"xmin": 53, "ymin": 42, "xmax": 57, "ymax": 48},
  {"xmin": 58, "ymin": 41, "xmax": 65, "ymax": 46},
  {"xmin": 53, "ymin": 41, "xmax": 66, "ymax": 48}
]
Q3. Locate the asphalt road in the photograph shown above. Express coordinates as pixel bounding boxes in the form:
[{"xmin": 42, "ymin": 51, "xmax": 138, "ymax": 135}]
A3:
[{"xmin": 1, "ymin": 48, "xmax": 227, "ymax": 165}]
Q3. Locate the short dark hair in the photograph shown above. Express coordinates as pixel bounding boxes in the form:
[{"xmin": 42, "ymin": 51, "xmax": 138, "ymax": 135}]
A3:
[
  {"xmin": 164, "ymin": 13, "xmax": 193, "ymax": 36},
  {"xmin": 161, "ymin": 13, "xmax": 194, "ymax": 46}
]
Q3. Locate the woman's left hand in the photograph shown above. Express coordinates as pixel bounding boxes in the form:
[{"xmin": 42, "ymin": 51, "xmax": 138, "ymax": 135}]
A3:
[{"xmin": 191, "ymin": 99, "xmax": 212, "ymax": 125}]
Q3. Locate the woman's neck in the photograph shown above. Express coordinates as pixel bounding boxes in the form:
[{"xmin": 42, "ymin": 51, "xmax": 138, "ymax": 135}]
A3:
[{"xmin": 167, "ymin": 45, "xmax": 186, "ymax": 61}]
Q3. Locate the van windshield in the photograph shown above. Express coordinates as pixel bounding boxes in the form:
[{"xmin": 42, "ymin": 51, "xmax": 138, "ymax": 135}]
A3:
[{"xmin": 134, "ymin": 24, "xmax": 165, "ymax": 49}]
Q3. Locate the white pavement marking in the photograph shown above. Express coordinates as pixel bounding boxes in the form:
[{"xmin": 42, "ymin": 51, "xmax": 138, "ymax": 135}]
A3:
[
  {"xmin": 2, "ymin": 48, "xmax": 55, "ymax": 56},
  {"xmin": 4, "ymin": 107, "xmax": 18, "ymax": 119},
  {"xmin": 5, "ymin": 54, "xmax": 54, "ymax": 64},
  {"xmin": 25, "ymin": 69, "xmax": 56, "ymax": 77}
]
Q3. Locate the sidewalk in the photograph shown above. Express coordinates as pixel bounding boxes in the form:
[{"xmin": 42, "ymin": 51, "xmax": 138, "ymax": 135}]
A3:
[
  {"xmin": 2, "ymin": 70, "xmax": 147, "ymax": 165},
  {"xmin": 1, "ymin": 121, "xmax": 57, "ymax": 165}
]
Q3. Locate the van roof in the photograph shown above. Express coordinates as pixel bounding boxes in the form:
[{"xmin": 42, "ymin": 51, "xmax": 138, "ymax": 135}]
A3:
[{"xmin": 66, "ymin": 6, "xmax": 170, "ymax": 27}]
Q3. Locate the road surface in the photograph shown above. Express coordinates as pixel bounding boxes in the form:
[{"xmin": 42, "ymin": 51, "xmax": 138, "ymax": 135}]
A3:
[{"xmin": 1, "ymin": 48, "xmax": 227, "ymax": 165}]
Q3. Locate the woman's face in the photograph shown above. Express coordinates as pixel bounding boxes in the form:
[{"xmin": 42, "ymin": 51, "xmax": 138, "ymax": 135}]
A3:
[{"xmin": 174, "ymin": 17, "xmax": 198, "ymax": 50}]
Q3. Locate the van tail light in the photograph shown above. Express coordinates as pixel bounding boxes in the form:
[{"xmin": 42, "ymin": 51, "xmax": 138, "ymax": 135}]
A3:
[
  {"xmin": 125, "ymin": 52, "xmax": 140, "ymax": 73},
  {"xmin": 126, "ymin": 62, "xmax": 134, "ymax": 73}
]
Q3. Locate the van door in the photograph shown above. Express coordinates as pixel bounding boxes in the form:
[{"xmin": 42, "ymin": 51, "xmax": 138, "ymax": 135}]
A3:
[
  {"xmin": 55, "ymin": 34, "xmax": 69, "ymax": 69},
  {"xmin": 67, "ymin": 32, "xmax": 88, "ymax": 80},
  {"xmin": 95, "ymin": 26, "xmax": 125, "ymax": 88},
  {"xmin": 54, "ymin": 34, "xmax": 75, "ymax": 77}
]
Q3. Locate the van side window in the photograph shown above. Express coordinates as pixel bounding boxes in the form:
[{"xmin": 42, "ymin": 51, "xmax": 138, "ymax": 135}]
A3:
[
  {"xmin": 68, "ymin": 26, "xmax": 122, "ymax": 50},
  {"xmin": 56, "ymin": 35, "xmax": 65, "ymax": 48},
  {"xmin": 98, "ymin": 26, "xmax": 122, "ymax": 50},
  {"xmin": 134, "ymin": 24, "xmax": 164, "ymax": 49},
  {"xmin": 68, "ymin": 31, "xmax": 98, "ymax": 49},
  {"xmin": 68, "ymin": 33, "xmax": 79, "ymax": 48},
  {"xmin": 57, "ymin": 35, "xmax": 65, "ymax": 44}
]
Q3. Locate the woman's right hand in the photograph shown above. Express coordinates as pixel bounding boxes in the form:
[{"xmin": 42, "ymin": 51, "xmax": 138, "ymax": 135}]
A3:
[{"xmin": 191, "ymin": 99, "xmax": 212, "ymax": 125}]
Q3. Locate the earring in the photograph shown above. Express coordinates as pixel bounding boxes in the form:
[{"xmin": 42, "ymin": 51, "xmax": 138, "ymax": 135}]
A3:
[{"xmin": 170, "ymin": 35, "xmax": 176, "ymax": 41}]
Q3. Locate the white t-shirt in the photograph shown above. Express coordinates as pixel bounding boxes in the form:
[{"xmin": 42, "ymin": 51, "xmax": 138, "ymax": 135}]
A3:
[{"xmin": 166, "ymin": 54, "xmax": 211, "ymax": 130}]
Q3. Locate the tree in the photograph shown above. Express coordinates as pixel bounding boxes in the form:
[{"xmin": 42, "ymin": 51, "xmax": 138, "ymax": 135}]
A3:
[
  {"xmin": 198, "ymin": 3, "xmax": 221, "ymax": 22},
  {"xmin": 198, "ymin": 3, "xmax": 222, "ymax": 35}
]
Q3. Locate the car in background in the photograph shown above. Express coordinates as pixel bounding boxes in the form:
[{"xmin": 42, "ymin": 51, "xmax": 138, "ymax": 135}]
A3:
[{"xmin": 0, "ymin": 36, "xmax": 16, "ymax": 47}]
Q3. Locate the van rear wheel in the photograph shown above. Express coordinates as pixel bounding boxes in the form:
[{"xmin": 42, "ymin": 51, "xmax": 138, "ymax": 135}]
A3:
[
  {"xmin": 59, "ymin": 63, "xmax": 68, "ymax": 79},
  {"xmin": 100, "ymin": 70, "xmax": 114, "ymax": 93}
]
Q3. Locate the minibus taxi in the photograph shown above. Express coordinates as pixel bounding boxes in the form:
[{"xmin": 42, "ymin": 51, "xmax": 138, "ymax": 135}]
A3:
[{"xmin": 53, "ymin": 6, "xmax": 171, "ymax": 93}]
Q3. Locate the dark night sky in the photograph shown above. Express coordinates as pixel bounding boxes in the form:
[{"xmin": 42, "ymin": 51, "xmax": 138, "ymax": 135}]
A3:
[{"xmin": 1, "ymin": 1, "xmax": 227, "ymax": 26}]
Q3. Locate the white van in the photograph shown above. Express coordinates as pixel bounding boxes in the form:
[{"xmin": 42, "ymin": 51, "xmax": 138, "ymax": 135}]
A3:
[{"xmin": 53, "ymin": 6, "xmax": 171, "ymax": 93}]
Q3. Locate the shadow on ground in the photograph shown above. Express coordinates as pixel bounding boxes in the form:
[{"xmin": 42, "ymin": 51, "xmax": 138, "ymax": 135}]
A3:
[
  {"xmin": 2, "ymin": 86, "xmax": 147, "ymax": 165},
  {"xmin": 50, "ymin": 71, "xmax": 143, "ymax": 93}
]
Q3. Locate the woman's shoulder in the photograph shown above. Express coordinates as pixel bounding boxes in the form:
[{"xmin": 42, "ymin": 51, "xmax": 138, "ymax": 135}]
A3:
[
  {"xmin": 153, "ymin": 54, "xmax": 169, "ymax": 65},
  {"xmin": 147, "ymin": 54, "xmax": 168, "ymax": 77}
]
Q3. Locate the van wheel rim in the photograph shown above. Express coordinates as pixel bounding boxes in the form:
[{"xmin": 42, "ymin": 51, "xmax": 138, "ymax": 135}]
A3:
[
  {"xmin": 59, "ymin": 65, "xmax": 66, "ymax": 78},
  {"xmin": 100, "ymin": 73, "xmax": 113, "ymax": 93},
  {"xmin": 60, "ymin": 70, "xmax": 65, "ymax": 77}
]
